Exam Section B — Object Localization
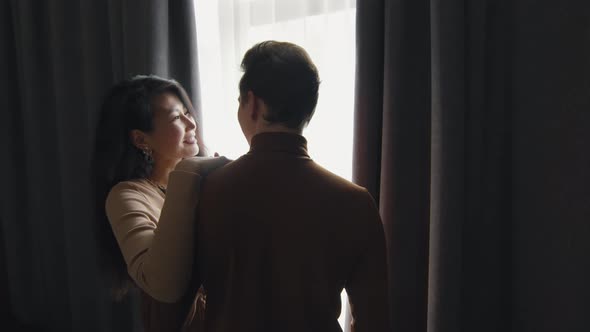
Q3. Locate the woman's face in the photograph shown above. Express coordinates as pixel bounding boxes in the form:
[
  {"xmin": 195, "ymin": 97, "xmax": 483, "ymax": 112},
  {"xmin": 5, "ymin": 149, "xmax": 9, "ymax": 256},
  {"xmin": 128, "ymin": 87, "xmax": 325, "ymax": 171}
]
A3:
[{"xmin": 145, "ymin": 92, "xmax": 199, "ymax": 165}]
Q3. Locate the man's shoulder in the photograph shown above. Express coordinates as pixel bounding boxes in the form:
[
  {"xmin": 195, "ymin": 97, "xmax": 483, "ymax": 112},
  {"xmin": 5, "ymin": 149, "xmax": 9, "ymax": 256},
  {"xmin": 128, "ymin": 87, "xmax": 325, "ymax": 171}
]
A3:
[
  {"xmin": 203, "ymin": 154, "xmax": 373, "ymax": 201},
  {"xmin": 199, "ymin": 155, "xmax": 252, "ymax": 195},
  {"xmin": 204, "ymin": 155, "xmax": 246, "ymax": 181},
  {"xmin": 308, "ymin": 162, "xmax": 370, "ymax": 194}
]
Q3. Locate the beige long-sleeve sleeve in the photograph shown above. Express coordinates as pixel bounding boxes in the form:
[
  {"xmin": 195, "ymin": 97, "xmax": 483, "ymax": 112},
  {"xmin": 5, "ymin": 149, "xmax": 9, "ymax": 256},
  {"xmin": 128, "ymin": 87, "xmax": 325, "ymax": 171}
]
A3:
[{"xmin": 105, "ymin": 170, "xmax": 202, "ymax": 303}]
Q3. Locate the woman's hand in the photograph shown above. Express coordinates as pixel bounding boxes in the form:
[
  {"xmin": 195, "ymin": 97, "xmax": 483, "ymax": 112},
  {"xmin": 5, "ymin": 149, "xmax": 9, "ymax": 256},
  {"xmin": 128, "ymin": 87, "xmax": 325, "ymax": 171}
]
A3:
[{"xmin": 175, "ymin": 155, "xmax": 232, "ymax": 176}]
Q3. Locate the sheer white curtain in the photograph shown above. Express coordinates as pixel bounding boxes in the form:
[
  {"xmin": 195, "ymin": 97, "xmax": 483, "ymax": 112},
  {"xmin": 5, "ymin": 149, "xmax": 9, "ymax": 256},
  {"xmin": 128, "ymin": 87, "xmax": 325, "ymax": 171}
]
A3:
[{"xmin": 194, "ymin": 0, "xmax": 356, "ymax": 329}]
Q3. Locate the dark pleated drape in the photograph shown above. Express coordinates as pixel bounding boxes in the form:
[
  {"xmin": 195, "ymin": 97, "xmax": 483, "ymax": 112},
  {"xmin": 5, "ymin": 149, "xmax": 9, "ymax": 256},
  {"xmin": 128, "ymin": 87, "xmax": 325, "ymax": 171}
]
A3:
[
  {"xmin": 0, "ymin": 1, "xmax": 201, "ymax": 331},
  {"xmin": 354, "ymin": 0, "xmax": 590, "ymax": 331},
  {"xmin": 355, "ymin": 0, "xmax": 432, "ymax": 330}
]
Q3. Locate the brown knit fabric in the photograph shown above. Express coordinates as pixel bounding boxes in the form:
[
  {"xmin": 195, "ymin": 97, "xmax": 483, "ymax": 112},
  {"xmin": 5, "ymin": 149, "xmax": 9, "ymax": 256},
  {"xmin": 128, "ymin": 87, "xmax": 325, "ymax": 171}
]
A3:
[{"xmin": 194, "ymin": 132, "xmax": 390, "ymax": 332}]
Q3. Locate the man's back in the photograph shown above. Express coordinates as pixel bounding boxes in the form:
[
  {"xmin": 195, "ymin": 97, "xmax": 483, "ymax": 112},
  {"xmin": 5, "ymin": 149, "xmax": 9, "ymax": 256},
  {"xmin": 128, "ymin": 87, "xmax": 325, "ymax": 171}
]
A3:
[{"xmin": 197, "ymin": 132, "xmax": 389, "ymax": 332}]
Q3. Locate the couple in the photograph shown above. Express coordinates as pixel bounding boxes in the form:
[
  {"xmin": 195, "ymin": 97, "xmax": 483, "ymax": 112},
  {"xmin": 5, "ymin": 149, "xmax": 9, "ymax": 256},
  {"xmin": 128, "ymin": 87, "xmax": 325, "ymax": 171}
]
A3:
[{"xmin": 93, "ymin": 41, "xmax": 390, "ymax": 331}]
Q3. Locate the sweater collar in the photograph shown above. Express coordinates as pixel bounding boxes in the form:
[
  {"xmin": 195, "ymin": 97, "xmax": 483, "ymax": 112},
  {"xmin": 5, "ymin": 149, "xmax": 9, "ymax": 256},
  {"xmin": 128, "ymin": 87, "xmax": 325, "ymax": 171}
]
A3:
[{"xmin": 248, "ymin": 132, "xmax": 309, "ymax": 157}]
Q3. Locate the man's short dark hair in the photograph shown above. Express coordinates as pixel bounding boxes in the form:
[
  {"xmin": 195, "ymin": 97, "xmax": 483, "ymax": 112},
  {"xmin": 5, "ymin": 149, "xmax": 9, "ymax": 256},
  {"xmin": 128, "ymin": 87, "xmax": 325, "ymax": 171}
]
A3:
[{"xmin": 239, "ymin": 41, "xmax": 320, "ymax": 129}]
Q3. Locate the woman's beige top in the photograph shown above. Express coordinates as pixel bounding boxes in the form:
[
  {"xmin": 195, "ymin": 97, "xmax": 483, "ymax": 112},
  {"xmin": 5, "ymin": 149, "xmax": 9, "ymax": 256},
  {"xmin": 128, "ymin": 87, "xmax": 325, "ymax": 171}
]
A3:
[{"xmin": 105, "ymin": 170, "xmax": 202, "ymax": 302}]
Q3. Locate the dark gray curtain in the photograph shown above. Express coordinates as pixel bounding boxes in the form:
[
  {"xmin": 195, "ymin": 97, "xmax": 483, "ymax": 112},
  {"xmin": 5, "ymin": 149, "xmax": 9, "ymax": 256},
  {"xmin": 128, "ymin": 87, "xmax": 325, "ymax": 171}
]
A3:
[
  {"xmin": 0, "ymin": 1, "xmax": 201, "ymax": 331},
  {"xmin": 354, "ymin": 0, "xmax": 590, "ymax": 331}
]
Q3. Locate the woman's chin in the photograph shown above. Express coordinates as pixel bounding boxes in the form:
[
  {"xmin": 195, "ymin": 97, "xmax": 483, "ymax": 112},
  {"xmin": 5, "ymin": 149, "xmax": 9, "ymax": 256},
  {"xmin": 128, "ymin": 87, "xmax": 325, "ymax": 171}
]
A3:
[{"xmin": 184, "ymin": 146, "xmax": 200, "ymax": 157}]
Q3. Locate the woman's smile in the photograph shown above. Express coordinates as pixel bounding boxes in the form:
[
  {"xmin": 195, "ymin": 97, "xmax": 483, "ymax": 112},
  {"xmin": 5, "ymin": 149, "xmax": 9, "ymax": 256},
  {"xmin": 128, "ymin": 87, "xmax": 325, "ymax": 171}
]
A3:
[{"xmin": 183, "ymin": 135, "xmax": 197, "ymax": 144}]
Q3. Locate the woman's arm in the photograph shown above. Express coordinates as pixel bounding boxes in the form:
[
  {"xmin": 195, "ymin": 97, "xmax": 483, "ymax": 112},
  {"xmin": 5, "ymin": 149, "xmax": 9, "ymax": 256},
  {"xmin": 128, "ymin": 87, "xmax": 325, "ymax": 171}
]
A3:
[
  {"xmin": 106, "ymin": 170, "xmax": 201, "ymax": 302},
  {"xmin": 106, "ymin": 156, "xmax": 230, "ymax": 302}
]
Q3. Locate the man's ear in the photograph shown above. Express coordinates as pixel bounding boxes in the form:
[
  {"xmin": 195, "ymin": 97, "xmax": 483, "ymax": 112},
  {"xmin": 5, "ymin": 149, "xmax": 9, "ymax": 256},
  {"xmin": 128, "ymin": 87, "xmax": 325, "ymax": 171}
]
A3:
[
  {"xmin": 248, "ymin": 90, "xmax": 262, "ymax": 121},
  {"xmin": 129, "ymin": 130, "xmax": 149, "ymax": 150}
]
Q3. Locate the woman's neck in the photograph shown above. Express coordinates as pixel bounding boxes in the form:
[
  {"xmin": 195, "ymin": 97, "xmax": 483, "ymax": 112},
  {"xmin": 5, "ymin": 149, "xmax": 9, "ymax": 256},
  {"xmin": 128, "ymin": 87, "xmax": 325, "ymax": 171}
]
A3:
[{"xmin": 149, "ymin": 158, "xmax": 180, "ymax": 188}]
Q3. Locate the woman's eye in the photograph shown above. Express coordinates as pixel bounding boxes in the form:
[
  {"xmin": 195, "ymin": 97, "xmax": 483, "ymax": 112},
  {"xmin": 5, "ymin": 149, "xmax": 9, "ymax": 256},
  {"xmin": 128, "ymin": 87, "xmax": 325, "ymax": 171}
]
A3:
[{"xmin": 184, "ymin": 110, "xmax": 191, "ymax": 116}]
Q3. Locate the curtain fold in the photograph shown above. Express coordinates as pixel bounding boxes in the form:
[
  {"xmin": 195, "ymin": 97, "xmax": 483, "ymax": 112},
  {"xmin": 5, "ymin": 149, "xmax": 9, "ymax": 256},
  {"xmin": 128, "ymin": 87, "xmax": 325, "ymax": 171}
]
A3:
[
  {"xmin": 354, "ymin": 0, "xmax": 590, "ymax": 331},
  {"xmin": 355, "ymin": 0, "xmax": 432, "ymax": 330},
  {"xmin": 1, "ymin": 1, "xmax": 201, "ymax": 330},
  {"xmin": 428, "ymin": 1, "xmax": 514, "ymax": 331}
]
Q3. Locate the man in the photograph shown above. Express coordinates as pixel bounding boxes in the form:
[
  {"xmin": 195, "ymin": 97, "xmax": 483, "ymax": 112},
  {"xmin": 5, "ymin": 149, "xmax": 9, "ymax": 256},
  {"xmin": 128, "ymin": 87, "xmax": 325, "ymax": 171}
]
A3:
[{"xmin": 195, "ymin": 41, "xmax": 390, "ymax": 331}]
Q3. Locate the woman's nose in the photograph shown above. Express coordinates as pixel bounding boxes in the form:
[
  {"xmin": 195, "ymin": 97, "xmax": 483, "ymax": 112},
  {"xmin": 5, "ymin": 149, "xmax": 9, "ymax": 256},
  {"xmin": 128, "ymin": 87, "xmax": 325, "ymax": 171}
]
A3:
[{"xmin": 185, "ymin": 115, "xmax": 196, "ymax": 130}]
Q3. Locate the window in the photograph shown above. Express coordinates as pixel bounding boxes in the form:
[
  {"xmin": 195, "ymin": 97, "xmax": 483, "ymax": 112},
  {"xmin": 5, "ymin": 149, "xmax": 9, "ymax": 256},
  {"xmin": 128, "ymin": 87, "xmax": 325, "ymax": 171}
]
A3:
[{"xmin": 194, "ymin": 0, "xmax": 356, "ymax": 328}]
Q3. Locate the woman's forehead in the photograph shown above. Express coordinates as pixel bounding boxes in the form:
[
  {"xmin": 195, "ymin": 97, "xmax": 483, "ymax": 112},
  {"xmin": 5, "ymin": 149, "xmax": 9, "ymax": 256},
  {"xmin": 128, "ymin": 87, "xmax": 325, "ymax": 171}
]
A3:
[{"xmin": 152, "ymin": 92, "xmax": 184, "ymax": 113}]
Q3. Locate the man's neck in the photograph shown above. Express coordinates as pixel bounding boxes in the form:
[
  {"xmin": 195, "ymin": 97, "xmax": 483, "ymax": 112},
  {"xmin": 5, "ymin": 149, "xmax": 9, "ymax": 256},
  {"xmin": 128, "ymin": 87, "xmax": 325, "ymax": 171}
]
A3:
[
  {"xmin": 249, "ymin": 125, "xmax": 302, "ymax": 145},
  {"xmin": 255, "ymin": 121, "xmax": 303, "ymax": 135}
]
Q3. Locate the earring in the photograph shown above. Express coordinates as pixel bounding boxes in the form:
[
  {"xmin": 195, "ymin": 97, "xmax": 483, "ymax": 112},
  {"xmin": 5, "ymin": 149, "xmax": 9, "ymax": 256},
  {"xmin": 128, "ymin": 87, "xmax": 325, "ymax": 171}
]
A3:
[{"xmin": 141, "ymin": 147, "xmax": 153, "ymax": 164}]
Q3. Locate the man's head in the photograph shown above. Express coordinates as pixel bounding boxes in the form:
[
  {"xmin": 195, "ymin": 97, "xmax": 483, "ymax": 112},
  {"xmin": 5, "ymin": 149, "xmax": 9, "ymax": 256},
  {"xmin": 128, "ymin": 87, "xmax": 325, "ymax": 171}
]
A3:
[{"xmin": 237, "ymin": 41, "xmax": 320, "ymax": 143}]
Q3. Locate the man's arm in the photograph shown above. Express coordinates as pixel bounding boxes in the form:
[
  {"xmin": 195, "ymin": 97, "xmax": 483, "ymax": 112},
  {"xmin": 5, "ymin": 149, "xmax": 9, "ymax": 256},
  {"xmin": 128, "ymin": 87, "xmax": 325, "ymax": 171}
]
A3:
[{"xmin": 345, "ymin": 190, "xmax": 391, "ymax": 332}]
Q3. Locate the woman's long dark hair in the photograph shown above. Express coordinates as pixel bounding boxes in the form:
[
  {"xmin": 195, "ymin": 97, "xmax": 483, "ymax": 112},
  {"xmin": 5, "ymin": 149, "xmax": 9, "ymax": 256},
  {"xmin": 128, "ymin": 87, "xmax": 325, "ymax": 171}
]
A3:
[{"xmin": 92, "ymin": 75, "xmax": 207, "ymax": 300}]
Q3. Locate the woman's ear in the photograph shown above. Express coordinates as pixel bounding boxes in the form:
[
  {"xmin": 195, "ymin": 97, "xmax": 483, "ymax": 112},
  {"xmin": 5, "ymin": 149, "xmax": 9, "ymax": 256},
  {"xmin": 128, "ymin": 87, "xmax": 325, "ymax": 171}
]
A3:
[{"xmin": 129, "ymin": 130, "xmax": 149, "ymax": 150}]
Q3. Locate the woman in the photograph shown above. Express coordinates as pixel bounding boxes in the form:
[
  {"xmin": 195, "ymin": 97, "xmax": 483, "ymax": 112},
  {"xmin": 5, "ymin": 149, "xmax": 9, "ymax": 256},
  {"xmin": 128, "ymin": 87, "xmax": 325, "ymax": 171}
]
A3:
[{"xmin": 92, "ymin": 75, "xmax": 228, "ymax": 331}]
